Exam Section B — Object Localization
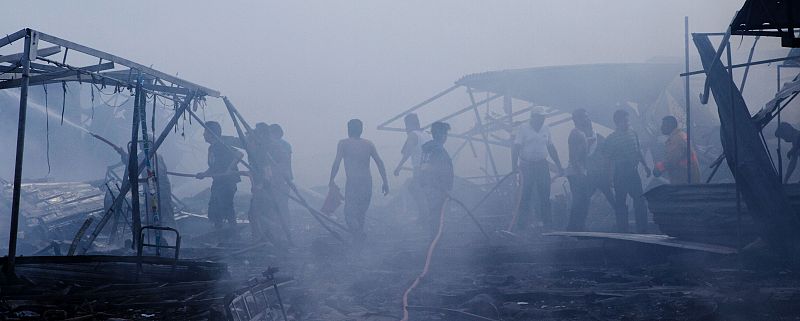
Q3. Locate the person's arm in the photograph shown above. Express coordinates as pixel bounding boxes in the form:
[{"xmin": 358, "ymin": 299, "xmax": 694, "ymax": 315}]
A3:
[
  {"xmin": 221, "ymin": 135, "xmax": 244, "ymax": 149},
  {"xmin": 287, "ymin": 149, "xmax": 294, "ymax": 182},
  {"xmin": 512, "ymin": 144, "xmax": 521, "ymax": 172},
  {"xmin": 371, "ymin": 143, "xmax": 390, "ymax": 195},
  {"xmin": 568, "ymin": 130, "xmax": 587, "ymax": 173},
  {"xmin": 663, "ymin": 135, "xmax": 684, "ymax": 172},
  {"xmin": 329, "ymin": 141, "xmax": 344, "ymax": 188},
  {"xmin": 786, "ymin": 147, "xmax": 799, "ymax": 183},
  {"xmin": 639, "ymin": 146, "xmax": 652, "ymax": 178},
  {"xmin": 547, "ymin": 143, "xmax": 564, "ymax": 176},
  {"xmin": 225, "ymin": 149, "xmax": 244, "ymax": 173},
  {"xmin": 394, "ymin": 134, "xmax": 417, "ymax": 176}
]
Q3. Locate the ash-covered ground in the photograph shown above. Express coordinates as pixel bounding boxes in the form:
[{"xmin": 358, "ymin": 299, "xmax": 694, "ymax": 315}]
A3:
[{"xmin": 178, "ymin": 183, "xmax": 800, "ymax": 321}]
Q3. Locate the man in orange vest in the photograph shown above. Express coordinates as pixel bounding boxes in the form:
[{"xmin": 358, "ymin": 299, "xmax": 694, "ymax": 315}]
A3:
[{"xmin": 653, "ymin": 116, "xmax": 700, "ymax": 184}]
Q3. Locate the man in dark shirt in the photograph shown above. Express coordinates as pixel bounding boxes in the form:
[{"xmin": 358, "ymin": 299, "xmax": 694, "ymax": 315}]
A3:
[
  {"xmin": 196, "ymin": 121, "xmax": 242, "ymax": 230},
  {"xmin": 603, "ymin": 110, "xmax": 651, "ymax": 233},
  {"xmin": 419, "ymin": 121, "xmax": 454, "ymax": 237}
]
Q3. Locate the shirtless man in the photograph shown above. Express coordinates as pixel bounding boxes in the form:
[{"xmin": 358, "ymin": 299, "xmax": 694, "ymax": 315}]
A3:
[{"xmin": 329, "ymin": 119, "xmax": 389, "ymax": 241}]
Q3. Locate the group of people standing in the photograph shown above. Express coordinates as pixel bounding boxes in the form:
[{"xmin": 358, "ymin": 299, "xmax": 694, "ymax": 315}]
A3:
[
  {"xmin": 196, "ymin": 121, "xmax": 294, "ymax": 247},
  {"xmin": 194, "ymin": 106, "xmax": 703, "ymax": 246},
  {"xmin": 514, "ymin": 107, "xmax": 700, "ymax": 234}
]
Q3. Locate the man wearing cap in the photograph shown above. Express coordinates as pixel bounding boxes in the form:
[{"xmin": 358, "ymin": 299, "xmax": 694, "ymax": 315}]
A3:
[
  {"xmin": 196, "ymin": 121, "xmax": 243, "ymax": 231},
  {"xmin": 512, "ymin": 107, "xmax": 564, "ymax": 231}
]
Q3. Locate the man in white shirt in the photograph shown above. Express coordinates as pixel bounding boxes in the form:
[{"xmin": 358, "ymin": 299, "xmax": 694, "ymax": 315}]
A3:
[
  {"xmin": 393, "ymin": 113, "xmax": 431, "ymax": 224},
  {"xmin": 512, "ymin": 107, "xmax": 564, "ymax": 231}
]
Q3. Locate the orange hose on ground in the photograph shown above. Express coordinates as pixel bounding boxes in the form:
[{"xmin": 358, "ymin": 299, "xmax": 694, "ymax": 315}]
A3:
[{"xmin": 401, "ymin": 198, "xmax": 449, "ymax": 321}]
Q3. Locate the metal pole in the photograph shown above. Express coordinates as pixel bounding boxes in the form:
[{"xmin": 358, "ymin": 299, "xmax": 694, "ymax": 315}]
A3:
[
  {"xmin": 128, "ymin": 85, "xmax": 142, "ymax": 247},
  {"xmin": 727, "ymin": 37, "xmax": 743, "ymax": 248},
  {"xmin": 685, "ymin": 16, "xmax": 692, "ymax": 183},
  {"xmin": 5, "ymin": 29, "xmax": 34, "ymax": 277},
  {"xmin": 778, "ymin": 66, "xmax": 783, "ymax": 183},
  {"xmin": 466, "ymin": 87, "xmax": 499, "ymax": 178}
]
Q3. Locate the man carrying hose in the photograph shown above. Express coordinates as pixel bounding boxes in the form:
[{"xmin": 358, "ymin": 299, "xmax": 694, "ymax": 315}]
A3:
[{"xmin": 196, "ymin": 121, "xmax": 243, "ymax": 231}]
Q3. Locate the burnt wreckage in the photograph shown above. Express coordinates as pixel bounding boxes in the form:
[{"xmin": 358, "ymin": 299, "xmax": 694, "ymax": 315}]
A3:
[
  {"xmin": 2, "ymin": 0, "xmax": 800, "ymax": 320},
  {"xmin": 0, "ymin": 29, "xmax": 289, "ymax": 320}
]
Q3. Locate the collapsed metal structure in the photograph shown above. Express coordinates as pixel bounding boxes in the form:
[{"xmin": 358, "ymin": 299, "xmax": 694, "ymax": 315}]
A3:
[
  {"xmin": 378, "ymin": 63, "xmax": 681, "ymax": 181},
  {"xmin": 667, "ymin": 1, "xmax": 800, "ymax": 253},
  {"xmin": 0, "ymin": 28, "xmax": 243, "ymax": 277},
  {"xmin": 0, "ymin": 29, "xmax": 354, "ymax": 281}
]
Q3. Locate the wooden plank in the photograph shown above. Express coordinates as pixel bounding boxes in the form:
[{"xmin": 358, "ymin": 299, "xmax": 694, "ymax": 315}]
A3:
[
  {"xmin": 0, "ymin": 45, "xmax": 60, "ymax": 63},
  {"xmin": 37, "ymin": 31, "xmax": 220, "ymax": 97},
  {"xmin": 544, "ymin": 231, "xmax": 739, "ymax": 254}
]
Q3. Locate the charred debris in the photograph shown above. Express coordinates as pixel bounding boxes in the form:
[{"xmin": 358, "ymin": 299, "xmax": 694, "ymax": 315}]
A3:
[{"xmin": 1, "ymin": 1, "xmax": 800, "ymax": 320}]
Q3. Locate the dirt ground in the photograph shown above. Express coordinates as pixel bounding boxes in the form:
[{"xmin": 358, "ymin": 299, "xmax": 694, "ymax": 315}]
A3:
[{"xmin": 180, "ymin": 191, "xmax": 800, "ymax": 321}]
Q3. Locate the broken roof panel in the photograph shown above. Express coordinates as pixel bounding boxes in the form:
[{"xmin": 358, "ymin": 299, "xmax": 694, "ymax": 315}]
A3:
[
  {"xmin": 731, "ymin": 0, "xmax": 800, "ymax": 47},
  {"xmin": 455, "ymin": 63, "xmax": 682, "ymax": 127}
]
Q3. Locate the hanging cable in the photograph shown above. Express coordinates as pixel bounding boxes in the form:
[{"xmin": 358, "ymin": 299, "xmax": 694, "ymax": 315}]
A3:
[
  {"xmin": 90, "ymin": 75, "xmax": 96, "ymax": 120},
  {"xmin": 43, "ymin": 84, "xmax": 51, "ymax": 175},
  {"xmin": 60, "ymin": 82, "xmax": 67, "ymax": 125}
]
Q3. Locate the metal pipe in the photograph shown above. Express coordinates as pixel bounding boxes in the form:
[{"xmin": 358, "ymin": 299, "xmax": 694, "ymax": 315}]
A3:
[
  {"xmin": 5, "ymin": 29, "xmax": 34, "ymax": 277},
  {"xmin": 685, "ymin": 16, "xmax": 692, "ymax": 183},
  {"xmin": 128, "ymin": 85, "xmax": 142, "ymax": 247},
  {"xmin": 727, "ymin": 37, "xmax": 743, "ymax": 248},
  {"xmin": 467, "ymin": 87, "xmax": 499, "ymax": 178},
  {"xmin": 778, "ymin": 66, "xmax": 783, "ymax": 183},
  {"xmin": 77, "ymin": 92, "xmax": 197, "ymax": 254}
]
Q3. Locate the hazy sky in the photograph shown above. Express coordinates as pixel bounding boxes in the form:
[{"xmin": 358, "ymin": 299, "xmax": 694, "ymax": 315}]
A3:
[{"xmin": 2, "ymin": 1, "xmax": 747, "ymax": 187}]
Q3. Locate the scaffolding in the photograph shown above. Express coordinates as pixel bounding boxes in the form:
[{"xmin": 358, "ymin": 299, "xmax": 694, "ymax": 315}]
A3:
[{"xmin": 0, "ymin": 28, "xmax": 238, "ymax": 276}]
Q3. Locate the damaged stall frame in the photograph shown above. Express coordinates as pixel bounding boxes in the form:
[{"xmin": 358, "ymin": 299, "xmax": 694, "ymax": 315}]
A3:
[{"xmin": 0, "ymin": 28, "xmax": 230, "ymax": 277}]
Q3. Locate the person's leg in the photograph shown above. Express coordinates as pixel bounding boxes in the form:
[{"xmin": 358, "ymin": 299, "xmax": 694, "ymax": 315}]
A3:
[
  {"xmin": 223, "ymin": 185, "xmax": 238, "ymax": 229},
  {"xmin": 589, "ymin": 171, "xmax": 616, "ymax": 210},
  {"xmin": 612, "ymin": 168, "xmax": 630, "ymax": 233},
  {"xmin": 409, "ymin": 174, "xmax": 427, "ymax": 225},
  {"xmin": 345, "ymin": 177, "xmax": 372, "ymax": 240},
  {"xmin": 263, "ymin": 190, "xmax": 287, "ymax": 248},
  {"xmin": 629, "ymin": 171, "xmax": 648, "ymax": 233},
  {"xmin": 208, "ymin": 184, "xmax": 223, "ymax": 229},
  {"xmin": 516, "ymin": 162, "xmax": 535, "ymax": 230},
  {"xmin": 533, "ymin": 161, "xmax": 552, "ymax": 229},
  {"xmin": 424, "ymin": 188, "xmax": 446, "ymax": 238},
  {"xmin": 272, "ymin": 182, "xmax": 293, "ymax": 245},
  {"xmin": 567, "ymin": 174, "xmax": 589, "ymax": 231},
  {"xmin": 344, "ymin": 179, "xmax": 358, "ymax": 234},
  {"xmin": 247, "ymin": 187, "xmax": 263, "ymax": 239}
]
